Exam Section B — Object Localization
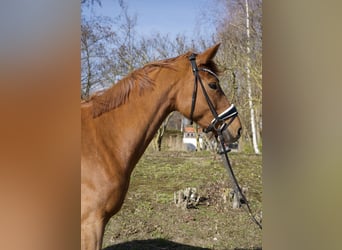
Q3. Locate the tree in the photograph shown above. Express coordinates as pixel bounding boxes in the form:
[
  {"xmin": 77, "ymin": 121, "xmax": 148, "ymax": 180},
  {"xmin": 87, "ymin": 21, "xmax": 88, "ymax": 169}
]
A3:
[
  {"xmin": 152, "ymin": 113, "xmax": 174, "ymax": 151},
  {"xmin": 81, "ymin": 16, "xmax": 119, "ymax": 98},
  {"xmin": 245, "ymin": 0, "xmax": 260, "ymax": 154},
  {"xmin": 209, "ymin": 0, "xmax": 262, "ymax": 153},
  {"xmin": 81, "ymin": 0, "xmax": 139, "ymax": 98}
]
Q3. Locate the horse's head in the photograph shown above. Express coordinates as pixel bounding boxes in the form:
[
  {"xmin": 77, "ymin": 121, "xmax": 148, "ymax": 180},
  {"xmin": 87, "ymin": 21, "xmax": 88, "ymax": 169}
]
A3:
[{"xmin": 175, "ymin": 44, "xmax": 242, "ymax": 144}]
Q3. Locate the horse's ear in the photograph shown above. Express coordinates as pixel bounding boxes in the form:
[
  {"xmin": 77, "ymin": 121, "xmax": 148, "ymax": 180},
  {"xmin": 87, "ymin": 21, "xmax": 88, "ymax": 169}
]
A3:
[{"xmin": 197, "ymin": 43, "xmax": 221, "ymax": 65}]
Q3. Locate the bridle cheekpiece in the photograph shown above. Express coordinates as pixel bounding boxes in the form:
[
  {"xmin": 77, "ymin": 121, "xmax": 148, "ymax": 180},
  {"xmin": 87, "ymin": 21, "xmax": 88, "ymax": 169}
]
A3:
[{"xmin": 188, "ymin": 53, "xmax": 238, "ymax": 134}]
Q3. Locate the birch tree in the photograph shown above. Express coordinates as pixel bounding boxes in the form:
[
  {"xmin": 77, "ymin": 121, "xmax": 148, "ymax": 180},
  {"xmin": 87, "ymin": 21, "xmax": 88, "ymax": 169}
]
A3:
[{"xmin": 245, "ymin": 0, "xmax": 260, "ymax": 154}]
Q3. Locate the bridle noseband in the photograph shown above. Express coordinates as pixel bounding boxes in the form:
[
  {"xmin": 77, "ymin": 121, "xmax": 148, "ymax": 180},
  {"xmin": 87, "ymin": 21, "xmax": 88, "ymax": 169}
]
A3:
[{"xmin": 188, "ymin": 53, "xmax": 238, "ymax": 135}]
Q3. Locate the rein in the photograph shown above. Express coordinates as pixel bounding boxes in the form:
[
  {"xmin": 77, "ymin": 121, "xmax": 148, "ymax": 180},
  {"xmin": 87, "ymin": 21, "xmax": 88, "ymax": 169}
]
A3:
[{"xmin": 188, "ymin": 54, "xmax": 262, "ymax": 230}]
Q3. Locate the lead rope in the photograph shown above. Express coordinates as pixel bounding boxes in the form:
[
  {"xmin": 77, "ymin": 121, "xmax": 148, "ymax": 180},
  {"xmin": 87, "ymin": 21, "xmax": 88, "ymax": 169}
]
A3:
[{"xmin": 217, "ymin": 132, "xmax": 263, "ymax": 230}]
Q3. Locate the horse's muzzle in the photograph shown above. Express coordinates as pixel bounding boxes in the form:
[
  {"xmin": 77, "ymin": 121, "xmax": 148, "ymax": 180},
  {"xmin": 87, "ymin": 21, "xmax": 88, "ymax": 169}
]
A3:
[
  {"xmin": 220, "ymin": 116, "xmax": 242, "ymax": 144},
  {"xmin": 221, "ymin": 126, "xmax": 241, "ymax": 144}
]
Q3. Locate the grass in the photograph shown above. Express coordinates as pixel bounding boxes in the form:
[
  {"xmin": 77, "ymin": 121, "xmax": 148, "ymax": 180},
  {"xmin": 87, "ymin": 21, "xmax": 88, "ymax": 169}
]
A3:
[{"xmin": 103, "ymin": 150, "xmax": 262, "ymax": 250}]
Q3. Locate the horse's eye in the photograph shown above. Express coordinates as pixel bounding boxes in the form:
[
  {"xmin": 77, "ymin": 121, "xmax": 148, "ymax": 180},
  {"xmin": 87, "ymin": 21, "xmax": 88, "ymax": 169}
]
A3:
[{"xmin": 208, "ymin": 82, "xmax": 218, "ymax": 90}]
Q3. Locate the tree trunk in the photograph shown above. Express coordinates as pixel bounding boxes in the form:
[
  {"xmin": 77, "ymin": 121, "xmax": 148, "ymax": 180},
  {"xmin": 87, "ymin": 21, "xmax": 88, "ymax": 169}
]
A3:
[
  {"xmin": 193, "ymin": 123, "xmax": 201, "ymax": 151},
  {"xmin": 245, "ymin": 0, "xmax": 260, "ymax": 154},
  {"xmin": 153, "ymin": 112, "xmax": 174, "ymax": 151}
]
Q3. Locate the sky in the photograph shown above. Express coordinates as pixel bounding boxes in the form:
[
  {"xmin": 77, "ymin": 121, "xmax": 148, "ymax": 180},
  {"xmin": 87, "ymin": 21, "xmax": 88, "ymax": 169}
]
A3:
[{"xmin": 82, "ymin": 0, "xmax": 215, "ymax": 39}]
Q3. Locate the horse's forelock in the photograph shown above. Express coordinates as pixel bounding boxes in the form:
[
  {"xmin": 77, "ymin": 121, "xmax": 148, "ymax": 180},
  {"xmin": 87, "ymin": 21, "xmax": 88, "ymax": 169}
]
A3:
[{"xmin": 199, "ymin": 60, "xmax": 221, "ymax": 76}]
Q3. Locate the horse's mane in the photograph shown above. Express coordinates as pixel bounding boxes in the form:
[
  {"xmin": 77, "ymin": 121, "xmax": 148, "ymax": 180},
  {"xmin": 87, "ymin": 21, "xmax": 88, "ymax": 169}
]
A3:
[{"xmin": 87, "ymin": 51, "xmax": 219, "ymax": 118}]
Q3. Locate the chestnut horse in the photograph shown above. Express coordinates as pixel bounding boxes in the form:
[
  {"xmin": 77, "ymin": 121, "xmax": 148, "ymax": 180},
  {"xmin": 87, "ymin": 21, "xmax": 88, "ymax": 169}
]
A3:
[{"xmin": 81, "ymin": 44, "xmax": 242, "ymax": 250}]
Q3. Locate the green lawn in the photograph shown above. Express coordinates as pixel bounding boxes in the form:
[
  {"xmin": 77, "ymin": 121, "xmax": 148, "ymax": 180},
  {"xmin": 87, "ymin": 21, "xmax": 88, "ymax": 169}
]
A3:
[{"xmin": 103, "ymin": 151, "xmax": 262, "ymax": 250}]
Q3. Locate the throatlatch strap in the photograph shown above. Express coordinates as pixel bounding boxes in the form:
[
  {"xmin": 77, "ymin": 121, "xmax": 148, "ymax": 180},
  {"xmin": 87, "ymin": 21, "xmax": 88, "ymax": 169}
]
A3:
[{"xmin": 189, "ymin": 54, "xmax": 198, "ymax": 124}]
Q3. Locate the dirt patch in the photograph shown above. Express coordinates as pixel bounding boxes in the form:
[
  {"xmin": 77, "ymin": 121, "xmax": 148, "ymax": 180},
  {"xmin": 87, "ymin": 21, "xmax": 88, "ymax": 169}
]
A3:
[{"xmin": 103, "ymin": 151, "xmax": 262, "ymax": 250}]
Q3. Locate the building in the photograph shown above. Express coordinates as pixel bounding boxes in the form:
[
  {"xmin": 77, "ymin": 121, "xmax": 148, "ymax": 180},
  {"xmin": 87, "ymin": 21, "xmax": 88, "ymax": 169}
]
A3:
[{"xmin": 182, "ymin": 126, "xmax": 203, "ymax": 151}]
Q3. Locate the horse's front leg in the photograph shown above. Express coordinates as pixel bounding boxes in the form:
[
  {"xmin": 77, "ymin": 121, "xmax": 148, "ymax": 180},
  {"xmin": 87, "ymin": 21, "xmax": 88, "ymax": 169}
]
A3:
[{"xmin": 81, "ymin": 173, "xmax": 130, "ymax": 250}]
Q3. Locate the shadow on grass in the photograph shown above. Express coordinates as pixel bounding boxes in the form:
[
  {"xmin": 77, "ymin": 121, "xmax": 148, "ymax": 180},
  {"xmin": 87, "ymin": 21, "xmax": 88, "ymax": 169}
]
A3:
[
  {"xmin": 103, "ymin": 238, "xmax": 262, "ymax": 250},
  {"xmin": 234, "ymin": 248, "xmax": 262, "ymax": 250},
  {"xmin": 103, "ymin": 238, "xmax": 210, "ymax": 250}
]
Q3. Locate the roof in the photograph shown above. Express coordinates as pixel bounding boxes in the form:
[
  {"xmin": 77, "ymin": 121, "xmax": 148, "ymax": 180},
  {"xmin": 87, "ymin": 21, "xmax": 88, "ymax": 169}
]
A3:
[{"xmin": 184, "ymin": 126, "xmax": 195, "ymax": 133}]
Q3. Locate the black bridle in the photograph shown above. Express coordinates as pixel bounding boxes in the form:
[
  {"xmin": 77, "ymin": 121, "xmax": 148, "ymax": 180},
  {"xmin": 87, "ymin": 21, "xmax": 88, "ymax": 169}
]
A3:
[
  {"xmin": 188, "ymin": 54, "xmax": 262, "ymax": 230},
  {"xmin": 188, "ymin": 54, "xmax": 238, "ymax": 134}
]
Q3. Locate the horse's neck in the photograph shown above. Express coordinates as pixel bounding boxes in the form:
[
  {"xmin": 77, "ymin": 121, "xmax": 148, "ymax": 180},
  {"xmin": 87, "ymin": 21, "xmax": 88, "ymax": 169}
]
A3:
[{"xmin": 98, "ymin": 83, "xmax": 173, "ymax": 174}]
